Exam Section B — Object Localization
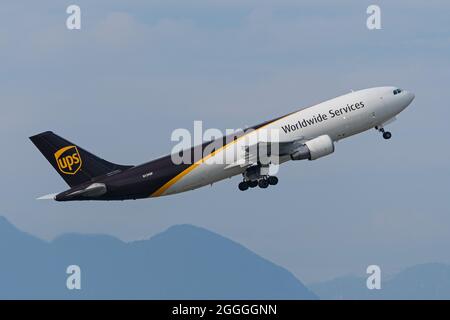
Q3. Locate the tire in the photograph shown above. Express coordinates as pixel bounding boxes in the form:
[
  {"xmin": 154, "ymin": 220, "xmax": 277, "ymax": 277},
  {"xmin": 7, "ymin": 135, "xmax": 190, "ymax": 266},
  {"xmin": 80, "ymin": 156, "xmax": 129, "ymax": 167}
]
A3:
[
  {"xmin": 268, "ymin": 176, "xmax": 278, "ymax": 185},
  {"xmin": 248, "ymin": 180, "xmax": 258, "ymax": 188},
  {"xmin": 238, "ymin": 182, "xmax": 249, "ymax": 191},
  {"xmin": 383, "ymin": 131, "xmax": 392, "ymax": 139},
  {"xmin": 258, "ymin": 179, "xmax": 269, "ymax": 189}
]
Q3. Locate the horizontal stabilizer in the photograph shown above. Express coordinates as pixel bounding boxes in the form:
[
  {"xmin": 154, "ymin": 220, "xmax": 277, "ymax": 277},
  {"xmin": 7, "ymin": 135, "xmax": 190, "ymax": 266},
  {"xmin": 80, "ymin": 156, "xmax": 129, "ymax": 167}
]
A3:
[
  {"xmin": 37, "ymin": 193, "xmax": 57, "ymax": 200},
  {"xmin": 66, "ymin": 183, "xmax": 107, "ymax": 198}
]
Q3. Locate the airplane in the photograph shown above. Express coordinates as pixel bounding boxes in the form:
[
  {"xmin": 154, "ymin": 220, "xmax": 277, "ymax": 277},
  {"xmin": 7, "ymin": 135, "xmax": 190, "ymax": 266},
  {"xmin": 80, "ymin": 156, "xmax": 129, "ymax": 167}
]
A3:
[{"xmin": 30, "ymin": 86, "xmax": 414, "ymax": 201}]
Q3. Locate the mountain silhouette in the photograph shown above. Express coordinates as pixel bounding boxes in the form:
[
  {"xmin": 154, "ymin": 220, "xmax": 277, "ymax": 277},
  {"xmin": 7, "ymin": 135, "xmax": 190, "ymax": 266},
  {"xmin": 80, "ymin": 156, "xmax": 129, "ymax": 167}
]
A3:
[
  {"xmin": 310, "ymin": 263, "xmax": 450, "ymax": 299},
  {"xmin": 0, "ymin": 216, "xmax": 316, "ymax": 299}
]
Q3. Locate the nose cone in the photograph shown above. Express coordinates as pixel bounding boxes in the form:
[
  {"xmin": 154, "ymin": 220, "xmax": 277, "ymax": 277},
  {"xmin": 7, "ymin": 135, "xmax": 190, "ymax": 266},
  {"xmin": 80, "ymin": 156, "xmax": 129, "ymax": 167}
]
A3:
[
  {"xmin": 406, "ymin": 91, "xmax": 415, "ymax": 104},
  {"xmin": 399, "ymin": 90, "xmax": 415, "ymax": 111}
]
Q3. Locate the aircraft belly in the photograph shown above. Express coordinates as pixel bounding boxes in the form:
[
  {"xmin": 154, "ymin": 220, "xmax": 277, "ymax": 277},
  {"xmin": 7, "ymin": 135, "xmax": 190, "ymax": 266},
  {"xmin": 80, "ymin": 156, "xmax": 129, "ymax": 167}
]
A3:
[{"xmin": 164, "ymin": 163, "xmax": 241, "ymax": 195}]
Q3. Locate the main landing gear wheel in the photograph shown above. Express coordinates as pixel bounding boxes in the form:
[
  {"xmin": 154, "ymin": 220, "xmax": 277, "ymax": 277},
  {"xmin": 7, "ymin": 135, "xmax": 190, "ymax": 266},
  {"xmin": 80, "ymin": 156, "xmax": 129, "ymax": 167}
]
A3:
[
  {"xmin": 238, "ymin": 176, "xmax": 279, "ymax": 191},
  {"xmin": 267, "ymin": 176, "xmax": 279, "ymax": 185},
  {"xmin": 258, "ymin": 179, "xmax": 269, "ymax": 189},
  {"xmin": 238, "ymin": 181, "xmax": 249, "ymax": 191},
  {"xmin": 248, "ymin": 180, "xmax": 258, "ymax": 188}
]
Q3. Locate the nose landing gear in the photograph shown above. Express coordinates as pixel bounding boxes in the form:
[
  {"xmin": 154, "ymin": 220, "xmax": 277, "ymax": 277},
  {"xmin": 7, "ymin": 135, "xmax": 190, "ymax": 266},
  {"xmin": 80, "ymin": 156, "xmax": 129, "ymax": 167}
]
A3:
[{"xmin": 376, "ymin": 126, "xmax": 392, "ymax": 140}]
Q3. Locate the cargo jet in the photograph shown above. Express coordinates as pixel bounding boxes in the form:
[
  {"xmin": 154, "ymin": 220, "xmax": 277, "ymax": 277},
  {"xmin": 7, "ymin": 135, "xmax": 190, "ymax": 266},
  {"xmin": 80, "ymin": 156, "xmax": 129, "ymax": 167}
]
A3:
[{"xmin": 30, "ymin": 86, "xmax": 414, "ymax": 201}]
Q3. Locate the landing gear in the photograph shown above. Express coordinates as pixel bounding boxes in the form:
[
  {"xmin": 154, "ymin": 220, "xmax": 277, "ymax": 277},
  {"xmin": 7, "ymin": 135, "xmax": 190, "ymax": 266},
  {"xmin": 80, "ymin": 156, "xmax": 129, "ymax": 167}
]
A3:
[
  {"xmin": 258, "ymin": 179, "xmax": 269, "ymax": 189},
  {"xmin": 238, "ymin": 176, "xmax": 278, "ymax": 191},
  {"xmin": 239, "ymin": 164, "xmax": 280, "ymax": 191},
  {"xmin": 238, "ymin": 181, "xmax": 249, "ymax": 191},
  {"xmin": 248, "ymin": 180, "xmax": 258, "ymax": 188},
  {"xmin": 267, "ymin": 176, "xmax": 278, "ymax": 185},
  {"xmin": 382, "ymin": 131, "xmax": 392, "ymax": 140},
  {"xmin": 376, "ymin": 126, "xmax": 392, "ymax": 140}
]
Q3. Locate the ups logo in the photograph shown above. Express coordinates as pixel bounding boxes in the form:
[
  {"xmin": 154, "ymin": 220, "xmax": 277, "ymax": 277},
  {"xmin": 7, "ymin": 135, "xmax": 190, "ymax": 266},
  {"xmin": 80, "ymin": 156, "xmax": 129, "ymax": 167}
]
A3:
[{"xmin": 54, "ymin": 146, "xmax": 82, "ymax": 174}]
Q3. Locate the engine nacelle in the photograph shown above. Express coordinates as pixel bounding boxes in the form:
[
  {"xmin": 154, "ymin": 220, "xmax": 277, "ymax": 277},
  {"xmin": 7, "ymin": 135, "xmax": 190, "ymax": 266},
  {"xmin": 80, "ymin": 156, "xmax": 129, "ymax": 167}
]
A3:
[{"xmin": 290, "ymin": 135, "xmax": 334, "ymax": 161}]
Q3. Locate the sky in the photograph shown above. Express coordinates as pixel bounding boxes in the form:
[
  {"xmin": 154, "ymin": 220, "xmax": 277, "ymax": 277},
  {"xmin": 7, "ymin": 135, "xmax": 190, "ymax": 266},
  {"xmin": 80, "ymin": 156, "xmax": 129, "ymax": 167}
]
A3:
[{"xmin": 1, "ymin": 0, "xmax": 450, "ymax": 283}]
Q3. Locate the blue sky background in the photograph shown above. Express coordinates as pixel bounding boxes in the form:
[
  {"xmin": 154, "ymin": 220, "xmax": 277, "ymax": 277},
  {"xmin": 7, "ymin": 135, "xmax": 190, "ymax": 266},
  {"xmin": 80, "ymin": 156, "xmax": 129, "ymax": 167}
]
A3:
[{"xmin": 1, "ymin": 0, "xmax": 449, "ymax": 283}]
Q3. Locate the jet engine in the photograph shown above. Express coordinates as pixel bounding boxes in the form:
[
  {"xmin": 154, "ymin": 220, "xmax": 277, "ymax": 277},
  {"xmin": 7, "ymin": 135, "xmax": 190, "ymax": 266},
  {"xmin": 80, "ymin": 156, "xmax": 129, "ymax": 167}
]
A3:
[{"xmin": 290, "ymin": 135, "xmax": 334, "ymax": 160}]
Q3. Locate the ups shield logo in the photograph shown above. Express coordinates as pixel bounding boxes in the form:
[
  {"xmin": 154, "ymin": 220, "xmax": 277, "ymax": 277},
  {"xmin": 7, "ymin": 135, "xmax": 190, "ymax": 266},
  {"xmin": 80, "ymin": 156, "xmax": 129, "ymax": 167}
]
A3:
[{"xmin": 54, "ymin": 146, "xmax": 82, "ymax": 174}]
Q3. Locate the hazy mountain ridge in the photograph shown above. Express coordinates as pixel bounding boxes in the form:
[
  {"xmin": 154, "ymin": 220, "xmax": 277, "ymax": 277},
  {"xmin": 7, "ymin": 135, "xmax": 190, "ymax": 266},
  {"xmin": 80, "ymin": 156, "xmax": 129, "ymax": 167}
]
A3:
[
  {"xmin": 0, "ymin": 216, "xmax": 316, "ymax": 299},
  {"xmin": 310, "ymin": 263, "xmax": 450, "ymax": 299}
]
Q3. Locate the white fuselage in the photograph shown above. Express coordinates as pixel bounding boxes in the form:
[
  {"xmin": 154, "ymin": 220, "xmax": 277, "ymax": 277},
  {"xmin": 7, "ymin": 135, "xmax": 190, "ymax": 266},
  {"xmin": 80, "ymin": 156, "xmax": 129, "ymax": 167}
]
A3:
[{"xmin": 156, "ymin": 86, "xmax": 414, "ymax": 196}]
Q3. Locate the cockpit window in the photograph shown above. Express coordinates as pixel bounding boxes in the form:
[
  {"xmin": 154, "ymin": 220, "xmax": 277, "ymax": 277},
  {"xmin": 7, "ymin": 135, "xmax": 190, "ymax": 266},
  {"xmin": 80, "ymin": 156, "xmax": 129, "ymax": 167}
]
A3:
[{"xmin": 393, "ymin": 88, "xmax": 402, "ymax": 95}]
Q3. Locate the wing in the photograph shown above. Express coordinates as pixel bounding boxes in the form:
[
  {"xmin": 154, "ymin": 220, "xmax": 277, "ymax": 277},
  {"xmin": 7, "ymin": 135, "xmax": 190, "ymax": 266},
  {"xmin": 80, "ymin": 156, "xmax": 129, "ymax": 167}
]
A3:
[{"xmin": 224, "ymin": 137, "xmax": 306, "ymax": 170}]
